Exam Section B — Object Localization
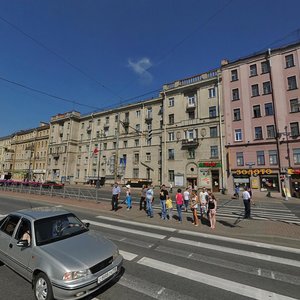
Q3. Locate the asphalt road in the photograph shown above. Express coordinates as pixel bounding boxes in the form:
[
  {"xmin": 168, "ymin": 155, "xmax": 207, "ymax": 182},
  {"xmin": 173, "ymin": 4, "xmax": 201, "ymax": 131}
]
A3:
[{"xmin": 0, "ymin": 195, "xmax": 300, "ymax": 300}]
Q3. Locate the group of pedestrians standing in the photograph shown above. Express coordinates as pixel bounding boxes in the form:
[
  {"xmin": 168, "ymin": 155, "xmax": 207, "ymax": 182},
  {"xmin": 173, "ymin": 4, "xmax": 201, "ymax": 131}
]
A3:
[{"xmin": 112, "ymin": 182, "xmax": 218, "ymax": 229}]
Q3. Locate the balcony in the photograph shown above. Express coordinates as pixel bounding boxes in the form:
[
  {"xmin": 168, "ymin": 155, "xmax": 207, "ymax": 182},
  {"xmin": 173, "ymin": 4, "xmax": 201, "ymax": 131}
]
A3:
[
  {"xmin": 186, "ymin": 103, "xmax": 196, "ymax": 112},
  {"xmin": 181, "ymin": 138, "xmax": 199, "ymax": 149},
  {"xmin": 52, "ymin": 153, "xmax": 59, "ymax": 160}
]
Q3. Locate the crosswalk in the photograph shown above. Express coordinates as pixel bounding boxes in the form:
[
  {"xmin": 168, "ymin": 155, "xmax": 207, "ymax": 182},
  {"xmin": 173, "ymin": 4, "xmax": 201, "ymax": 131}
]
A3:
[
  {"xmin": 214, "ymin": 202, "xmax": 300, "ymax": 224},
  {"xmin": 82, "ymin": 215, "xmax": 300, "ymax": 300}
]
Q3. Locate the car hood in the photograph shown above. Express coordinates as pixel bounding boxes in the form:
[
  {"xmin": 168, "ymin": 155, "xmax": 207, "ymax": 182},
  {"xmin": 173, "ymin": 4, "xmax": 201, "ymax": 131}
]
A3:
[{"xmin": 39, "ymin": 230, "xmax": 117, "ymax": 270}]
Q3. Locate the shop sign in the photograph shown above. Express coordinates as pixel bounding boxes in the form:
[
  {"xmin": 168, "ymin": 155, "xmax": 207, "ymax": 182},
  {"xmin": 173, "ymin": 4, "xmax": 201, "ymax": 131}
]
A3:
[
  {"xmin": 288, "ymin": 168, "xmax": 300, "ymax": 175},
  {"xmin": 236, "ymin": 169, "xmax": 272, "ymax": 175},
  {"xmin": 198, "ymin": 162, "xmax": 221, "ymax": 168}
]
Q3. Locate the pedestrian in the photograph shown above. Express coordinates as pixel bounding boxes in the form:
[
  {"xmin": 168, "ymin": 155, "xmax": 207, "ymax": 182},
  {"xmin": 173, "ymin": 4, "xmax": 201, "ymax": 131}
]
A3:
[
  {"xmin": 176, "ymin": 188, "xmax": 184, "ymax": 223},
  {"xmin": 183, "ymin": 187, "xmax": 190, "ymax": 212},
  {"xmin": 199, "ymin": 188, "xmax": 208, "ymax": 219},
  {"xmin": 125, "ymin": 184, "xmax": 132, "ymax": 210},
  {"xmin": 145, "ymin": 184, "xmax": 154, "ymax": 218},
  {"xmin": 242, "ymin": 186, "xmax": 252, "ymax": 219},
  {"xmin": 190, "ymin": 189, "xmax": 199, "ymax": 226},
  {"xmin": 111, "ymin": 182, "xmax": 121, "ymax": 211},
  {"xmin": 166, "ymin": 195, "xmax": 173, "ymax": 220},
  {"xmin": 208, "ymin": 193, "xmax": 217, "ymax": 229},
  {"xmin": 140, "ymin": 185, "xmax": 147, "ymax": 211},
  {"xmin": 159, "ymin": 184, "xmax": 169, "ymax": 220},
  {"xmin": 234, "ymin": 185, "xmax": 240, "ymax": 199}
]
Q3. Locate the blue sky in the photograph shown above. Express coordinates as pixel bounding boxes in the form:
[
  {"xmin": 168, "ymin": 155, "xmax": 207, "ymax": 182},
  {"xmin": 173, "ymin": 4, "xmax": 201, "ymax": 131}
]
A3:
[{"xmin": 1, "ymin": 0, "xmax": 300, "ymax": 136}]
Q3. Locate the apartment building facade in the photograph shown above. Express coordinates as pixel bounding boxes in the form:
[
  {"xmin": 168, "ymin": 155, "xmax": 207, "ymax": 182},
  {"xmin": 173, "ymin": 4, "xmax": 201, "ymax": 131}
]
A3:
[
  {"xmin": 222, "ymin": 42, "xmax": 300, "ymax": 196},
  {"xmin": 0, "ymin": 135, "xmax": 13, "ymax": 179},
  {"xmin": 2, "ymin": 123, "xmax": 50, "ymax": 182}
]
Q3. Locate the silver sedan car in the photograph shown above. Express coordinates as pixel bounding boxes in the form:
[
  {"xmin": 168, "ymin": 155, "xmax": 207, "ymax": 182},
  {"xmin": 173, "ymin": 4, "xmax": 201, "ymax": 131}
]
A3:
[{"xmin": 0, "ymin": 207, "xmax": 123, "ymax": 300}]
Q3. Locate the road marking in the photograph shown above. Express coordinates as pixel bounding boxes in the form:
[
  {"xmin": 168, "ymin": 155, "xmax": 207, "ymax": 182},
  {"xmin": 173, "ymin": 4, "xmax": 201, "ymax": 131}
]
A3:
[
  {"xmin": 103, "ymin": 232, "xmax": 154, "ymax": 248},
  {"xmin": 117, "ymin": 273, "xmax": 197, "ymax": 300},
  {"xmin": 82, "ymin": 219, "xmax": 166, "ymax": 239},
  {"xmin": 119, "ymin": 250, "xmax": 138, "ymax": 261},
  {"xmin": 169, "ymin": 237, "xmax": 300, "ymax": 268},
  {"xmin": 177, "ymin": 230, "xmax": 300, "ymax": 254},
  {"xmin": 138, "ymin": 257, "xmax": 298, "ymax": 300},
  {"xmin": 96, "ymin": 215, "xmax": 176, "ymax": 232}
]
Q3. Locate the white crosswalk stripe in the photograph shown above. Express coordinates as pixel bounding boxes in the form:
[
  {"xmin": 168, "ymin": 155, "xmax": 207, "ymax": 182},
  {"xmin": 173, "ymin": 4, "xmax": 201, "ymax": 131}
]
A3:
[{"xmin": 83, "ymin": 215, "xmax": 300, "ymax": 299}]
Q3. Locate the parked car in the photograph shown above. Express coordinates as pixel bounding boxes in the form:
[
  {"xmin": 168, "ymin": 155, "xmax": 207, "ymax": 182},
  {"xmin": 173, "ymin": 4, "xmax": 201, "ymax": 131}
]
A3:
[
  {"xmin": 0, "ymin": 207, "xmax": 123, "ymax": 300},
  {"xmin": 42, "ymin": 181, "xmax": 64, "ymax": 189}
]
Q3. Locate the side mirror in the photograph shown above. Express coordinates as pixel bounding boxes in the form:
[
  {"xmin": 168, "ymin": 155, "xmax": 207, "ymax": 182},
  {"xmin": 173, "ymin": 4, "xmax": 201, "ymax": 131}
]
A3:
[
  {"xmin": 84, "ymin": 222, "xmax": 90, "ymax": 228},
  {"xmin": 17, "ymin": 240, "xmax": 29, "ymax": 247}
]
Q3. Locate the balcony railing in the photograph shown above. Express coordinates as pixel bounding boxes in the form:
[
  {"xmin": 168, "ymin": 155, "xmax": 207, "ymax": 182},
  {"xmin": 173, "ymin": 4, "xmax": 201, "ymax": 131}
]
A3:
[
  {"xmin": 181, "ymin": 138, "xmax": 199, "ymax": 149},
  {"xmin": 186, "ymin": 103, "xmax": 196, "ymax": 111}
]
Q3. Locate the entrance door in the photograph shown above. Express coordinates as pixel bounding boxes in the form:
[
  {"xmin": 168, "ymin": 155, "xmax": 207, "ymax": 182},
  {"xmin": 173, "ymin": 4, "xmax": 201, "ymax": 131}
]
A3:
[
  {"xmin": 187, "ymin": 178, "xmax": 197, "ymax": 189},
  {"xmin": 211, "ymin": 170, "xmax": 220, "ymax": 193}
]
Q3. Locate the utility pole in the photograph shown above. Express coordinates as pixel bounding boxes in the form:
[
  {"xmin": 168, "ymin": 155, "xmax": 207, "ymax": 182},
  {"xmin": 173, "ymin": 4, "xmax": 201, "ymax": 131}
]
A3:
[
  {"xmin": 114, "ymin": 112, "xmax": 120, "ymax": 182},
  {"xmin": 96, "ymin": 130, "xmax": 103, "ymax": 188}
]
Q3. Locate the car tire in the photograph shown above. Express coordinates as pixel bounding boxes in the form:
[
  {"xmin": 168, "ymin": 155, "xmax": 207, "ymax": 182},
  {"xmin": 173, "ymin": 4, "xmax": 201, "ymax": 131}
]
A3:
[{"xmin": 34, "ymin": 272, "xmax": 54, "ymax": 300}]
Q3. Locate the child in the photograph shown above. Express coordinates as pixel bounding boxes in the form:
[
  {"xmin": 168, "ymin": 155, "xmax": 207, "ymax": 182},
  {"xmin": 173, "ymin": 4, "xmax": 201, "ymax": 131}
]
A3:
[{"xmin": 166, "ymin": 195, "xmax": 173, "ymax": 220}]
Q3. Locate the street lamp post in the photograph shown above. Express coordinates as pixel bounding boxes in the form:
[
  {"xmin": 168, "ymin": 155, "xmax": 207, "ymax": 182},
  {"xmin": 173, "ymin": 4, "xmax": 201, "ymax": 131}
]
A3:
[{"xmin": 96, "ymin": 130, "xmax": 103, "ymax": 189}]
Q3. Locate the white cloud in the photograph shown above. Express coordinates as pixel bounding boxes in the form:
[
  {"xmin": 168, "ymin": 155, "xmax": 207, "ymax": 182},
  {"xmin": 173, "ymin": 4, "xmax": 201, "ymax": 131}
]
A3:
[{"xmin": 128, "ymin": 57, "xmax": 153, "ymax": 83}]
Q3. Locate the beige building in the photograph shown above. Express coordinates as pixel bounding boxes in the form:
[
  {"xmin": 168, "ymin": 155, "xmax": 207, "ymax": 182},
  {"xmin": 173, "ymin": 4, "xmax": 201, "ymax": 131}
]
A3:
[
  {"xmin": 0, "ymin": 135, "xmax": 13, "ymax": 179},
  {"xmin": 7, "ymin": 123, "xmax": 50, "ymax": 182},
  {"xmin": 47, "ymin": 69, "xmax": 225, "ymax": 190}
]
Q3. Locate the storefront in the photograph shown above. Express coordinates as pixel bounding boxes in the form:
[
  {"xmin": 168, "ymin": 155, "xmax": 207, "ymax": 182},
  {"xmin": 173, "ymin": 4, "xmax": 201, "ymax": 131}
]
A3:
[
  {"xmin": 232, "ymin": 168, "xmax": 280, "ymax": 192},
  {"xmin": 198, "ymin": 161, "xmax": 221, "ymax": 192},
  {"xmin": 288, "ymin": 168, "xmax": 300, "ymax": 198}
]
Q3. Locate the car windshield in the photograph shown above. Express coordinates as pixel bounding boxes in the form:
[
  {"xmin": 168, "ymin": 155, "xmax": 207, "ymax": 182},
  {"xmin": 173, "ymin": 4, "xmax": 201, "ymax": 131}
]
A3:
[{"xmin": 34, "ymin": 213, "xmax": 88, "ymax": 246}]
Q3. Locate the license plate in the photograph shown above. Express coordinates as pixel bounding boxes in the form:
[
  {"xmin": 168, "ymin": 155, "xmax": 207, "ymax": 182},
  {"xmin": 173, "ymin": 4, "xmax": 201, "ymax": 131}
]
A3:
[{"xmin": 97, "ymin": 266, "xmax": 117, "ymax": 284}]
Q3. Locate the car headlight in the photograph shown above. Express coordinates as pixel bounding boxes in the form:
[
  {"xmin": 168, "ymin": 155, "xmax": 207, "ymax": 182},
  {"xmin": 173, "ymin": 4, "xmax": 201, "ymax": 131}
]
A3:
[
  {"xmin": 113, "ymin": 249, "xmax": 119, "ymax": 261},
  {"xmin": 63, "ymin": 269, "xmax": 91, "ymax": 281}
]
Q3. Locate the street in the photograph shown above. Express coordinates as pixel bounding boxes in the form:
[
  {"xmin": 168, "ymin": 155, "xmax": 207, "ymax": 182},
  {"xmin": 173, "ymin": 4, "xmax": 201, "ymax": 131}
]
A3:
[{"xmin": 0, "ymin": 194, "xmax": 300, "ymax": 300}]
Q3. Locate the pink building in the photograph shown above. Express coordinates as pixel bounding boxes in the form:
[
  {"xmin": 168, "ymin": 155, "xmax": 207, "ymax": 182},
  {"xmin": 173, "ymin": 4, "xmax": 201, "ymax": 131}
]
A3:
[{"xmin": 222, "ymin": 42, "xmax": 300, "ymax": 197}]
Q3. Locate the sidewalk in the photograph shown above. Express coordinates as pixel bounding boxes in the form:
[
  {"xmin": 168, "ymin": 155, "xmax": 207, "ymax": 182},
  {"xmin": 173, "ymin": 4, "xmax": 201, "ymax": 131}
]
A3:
[{"xmin": 1, "ymin": 190, "xmax": 300, "ymax": 249}]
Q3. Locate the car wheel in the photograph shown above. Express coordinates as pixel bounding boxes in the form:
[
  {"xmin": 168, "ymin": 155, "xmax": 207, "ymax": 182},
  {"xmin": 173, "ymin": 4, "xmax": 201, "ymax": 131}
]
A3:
[{"xmin": 34, "ymin": 272, "xmax": 54, "ymax": 300}]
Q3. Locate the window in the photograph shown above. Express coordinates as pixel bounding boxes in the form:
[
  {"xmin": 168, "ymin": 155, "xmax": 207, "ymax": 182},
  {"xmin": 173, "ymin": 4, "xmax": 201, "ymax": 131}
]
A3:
[
  {"xmin": 232, "ymin": 88, "xmax": 240, "ymax": 100},
  {"xmin": 188, "ymin": 111, "xmax": 195, "ymax": 119},
  {"xmin": 168, "ymin": 149, "xmax": 174, "ymax": 160},
  {"xmin": 235, "ymin": 129, "xmax": 242, "ymax": 141},
  {"xmin": 290, "ymin": 99, "xmax": 300, "ymax": 112},
  {"xmin": 105, "ymin": 116, "xmax": 109, "ymax": 124},
  {"xmin": 290, "ymin": 122, "xmax": 299, "ymax": 137},
  {"xmin": 287, "ymin": 76, "xmax": 297, "ymax": 90},
  {"xmin": 168, "ymin": 170, "xmax": 175, "ymax": 182},
  {"xmin": 231, "ymin": 69, "xmax": 238, "ymax": 81},
  {"xmin": 186, "ymin": 129, "xmax": 196, "ymax": 140},
  {"xmin": 236, "ymin": 152, "xmax": 244, "ymax": 166},
  {"xmin": 146, "ymin": 108, "xmax": 152, "ymax": 119},
  {"xmin": 135, "ymin": 124, "xmax": 140, "ymax": 132},
  {"xmin": 293, "ymin": 148, "xmax": 300, "ymax": 164},
  {"xmin": 257, "ymin": 151, "xmax": 265, "ymax": 165},
  {"xmin": 146, "ymin": 152, "xmax": 151, "ymax": 161},
  {"xmin": 210, "ymin": 146, "xmax": 218, "ymax": 158},
  {"xmin": 169, "ymin": 97, "xmax": 175, "ymax": 107},
  {"xmin": 168, "ymin": 132, "xmax": 175, "ymax": 141},
  {"xmin": 188, "ymin": 149, "xmax": 195, "ymax": 159},
  {"xmin": 269, "ymin": 150, "xmax": 278, "ymax": 165},
  {"xmin": 115, "ymin": 114, "xmax": 118, "ymax": 122},
  {"xmin": 103, "ymin": 143, "xmax": 107, "ymax": 150},
  {"xmin": 254, "ymin": 127, "xmax": 263, "ymax": 140},
  {"xmin": 208, "ymin": 87, "xmax": 216, "ymax": 98},
  {"xmin": 233, "ymin": 108, "xmax": 241, "ymax": 121},
  {"xmin": 210, "ymin": 126, "xmax": 218, "ymax": 138},
  {"xmin": 81, "ymin": 123, "xmax": 84, "ymax": 129},
  {"xmin": 113, "ymin": 142, "xmax": 116, "ymax": 149},
  {"xmin": 266, "ymin": 125, "xmax": 275, "ymax": 138},
  {"xmin": 285, "ymin": 54, "xmax": 295, "ymax": 68},
  {"xmin": 134, "ymin": 153, "xmax": 139, "ymax": 164},
  {"xmin": 169, "ymin": 114, "xmax": 174, "ymax": 125},
  {"xmin": 249, "ymin": 64, "xmax": 257, "ymax": 76},
  {"xmin": 133, "ymin": 168, "xmax": 139, "ymax": 178},
  {"xmin": 134, "ymin": 139, "xmax": 139, "ymax": 147},
  {"xmin": 136, "ymin": 110, "xmax": 141, "ymax": 117},
  {"xmin": 265, "ymin": 103, "xmax": 273, "ymax": 116},
  {"xmin": 261, "ymin": 61, "xmax": 270, "ymax": 74},
  {"xmin": 187, "ymin": 95, "xmax": 196, "ymax": 106},
  {"xmin": 1, "ymin": 215, "xmax": 21, "ymax": 236},
  {"xmin": 253, "ymin": 105, "xmax": 261, "ymax": 118},
  {"xmin": 123, "ymin": 141, "xmax": 128, "ymax": 148},
  {"xmin": 97, "ymin": 119, "xmax": 101, "ymax": 126},
  {"xmin": 263, "ymin": 81, "xmax": 272, "ymax": 94},
  {"xmin": 251, "ymin": 84, "xmax": 259, "ymax": 97},
  {"xmin": 209, "ymin": 106, "xmax": 217, "ymax": 118}
]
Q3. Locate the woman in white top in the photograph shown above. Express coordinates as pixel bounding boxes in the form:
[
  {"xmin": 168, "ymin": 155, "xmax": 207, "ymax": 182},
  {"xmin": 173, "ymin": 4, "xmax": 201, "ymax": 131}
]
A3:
[{"xmin": 183, "ymin": 188, "xmax": 190, "ymax": 212}]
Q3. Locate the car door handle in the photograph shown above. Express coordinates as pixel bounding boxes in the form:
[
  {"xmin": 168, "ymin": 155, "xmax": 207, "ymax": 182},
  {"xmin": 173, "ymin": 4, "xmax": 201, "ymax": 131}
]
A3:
[{"xmin": 9, "ymin": 243, "xmax": 13, "ymax": 248}]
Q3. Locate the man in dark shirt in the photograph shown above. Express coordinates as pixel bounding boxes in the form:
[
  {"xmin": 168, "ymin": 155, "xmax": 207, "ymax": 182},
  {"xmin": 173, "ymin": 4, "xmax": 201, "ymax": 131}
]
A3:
[{"xmin": 160, "ymin": 184, "xmax": 169, "ymax": 220}]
